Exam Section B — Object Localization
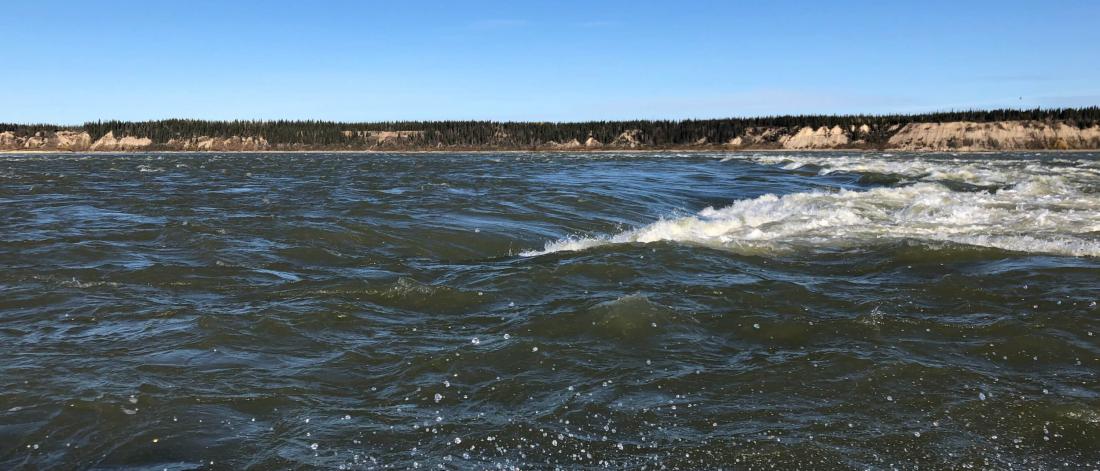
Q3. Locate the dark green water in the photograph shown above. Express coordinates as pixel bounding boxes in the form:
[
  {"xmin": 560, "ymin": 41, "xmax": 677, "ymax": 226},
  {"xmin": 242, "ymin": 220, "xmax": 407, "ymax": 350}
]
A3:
[{"xmin": 1, "ymin": 152, "xmax": 1099, "ymax": 470}]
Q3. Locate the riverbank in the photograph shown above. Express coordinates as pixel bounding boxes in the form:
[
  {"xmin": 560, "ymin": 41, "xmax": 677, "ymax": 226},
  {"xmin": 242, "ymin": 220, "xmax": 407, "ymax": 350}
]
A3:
[
  {"xmin": 4, "ymin": 111, "xmax": 1100, "ymax": 153},
  {"xmin": 4, "ymin": 147, "xmax": 1100, "ymax": 155}
]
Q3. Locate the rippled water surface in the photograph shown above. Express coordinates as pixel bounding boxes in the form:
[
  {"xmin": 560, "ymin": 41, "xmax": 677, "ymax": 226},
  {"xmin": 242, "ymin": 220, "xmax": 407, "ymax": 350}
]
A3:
[{"xmin": 2, "ymin": 151, "xmax": 1099, "ymax": 469}]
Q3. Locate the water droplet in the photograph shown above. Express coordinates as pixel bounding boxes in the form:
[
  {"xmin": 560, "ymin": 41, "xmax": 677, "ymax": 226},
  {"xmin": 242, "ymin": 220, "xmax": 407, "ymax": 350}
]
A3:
[
  {"xmin": 532, "ymin": 347, "xmax": 538, "ymax": 352},
  {"xmin": 454, "ymin": 437, "xmax": 462, "ymax": 445},
  {"xmin": 753, "ymin": 323, "xmax": 760, "ymax": 329},
  {"xmin": 434, "ymin": 393, "xmax": 443, "ymax": 403},
  {"xmin": 979, "ymin": 392, "xmax": 987, "ymax": 401},
  {"xmin": 310, "ymin": 443, "xmax": 319, "ymax": 450},
  {"xmin": 470, "ymin": 337, "xmax": 480, "ymax": 345}
]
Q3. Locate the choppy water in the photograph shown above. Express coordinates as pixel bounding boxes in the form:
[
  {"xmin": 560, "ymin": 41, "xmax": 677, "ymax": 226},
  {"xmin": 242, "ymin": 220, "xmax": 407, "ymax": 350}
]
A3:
[{"xmin": 2, "ymin": 151, "xmax": 1099, "ymax": 470}]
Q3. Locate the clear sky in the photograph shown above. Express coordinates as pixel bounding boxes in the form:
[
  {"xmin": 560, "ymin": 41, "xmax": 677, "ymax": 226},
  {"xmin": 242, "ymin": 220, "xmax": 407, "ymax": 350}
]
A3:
[{"xmin": 3, "ymin": 0, "xmax": 1098, "ymax": 123}]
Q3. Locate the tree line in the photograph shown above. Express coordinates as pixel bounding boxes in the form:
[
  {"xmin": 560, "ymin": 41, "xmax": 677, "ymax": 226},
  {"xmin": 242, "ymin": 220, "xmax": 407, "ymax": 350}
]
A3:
[{"xmin": 3, "ymin": 107, "xmax": 1099, "ymax": 148}]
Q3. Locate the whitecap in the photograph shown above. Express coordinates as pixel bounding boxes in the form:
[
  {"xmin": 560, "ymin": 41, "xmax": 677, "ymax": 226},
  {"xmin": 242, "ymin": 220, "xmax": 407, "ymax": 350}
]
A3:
[{"xmin": 525, "ymin": 155, "xmax": 1100, "ymax": 257}]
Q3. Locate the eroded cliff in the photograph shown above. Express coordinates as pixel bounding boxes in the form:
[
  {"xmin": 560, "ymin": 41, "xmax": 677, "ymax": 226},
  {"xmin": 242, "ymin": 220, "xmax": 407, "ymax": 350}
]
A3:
[{"xmin": 3, "ymin": 120, "xmax": 1099, "ymax": 152}]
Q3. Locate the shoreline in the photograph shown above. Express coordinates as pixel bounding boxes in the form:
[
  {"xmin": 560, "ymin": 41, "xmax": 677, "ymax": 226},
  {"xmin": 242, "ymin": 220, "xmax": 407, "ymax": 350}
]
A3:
[
  {"xmin": 6, "ymin": 114, "xmax": 1100, "ymax": 154},
  {"xmin": 3, "ymin": 147, "xmax": 1099, "ymax": 155}
]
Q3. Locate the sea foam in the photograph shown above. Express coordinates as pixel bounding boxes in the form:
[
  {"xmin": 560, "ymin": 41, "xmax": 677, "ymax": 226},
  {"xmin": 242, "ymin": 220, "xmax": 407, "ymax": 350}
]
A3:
[{"xmin": 524, "ymin": 154, "xmax": 1100, "ymax": 257}]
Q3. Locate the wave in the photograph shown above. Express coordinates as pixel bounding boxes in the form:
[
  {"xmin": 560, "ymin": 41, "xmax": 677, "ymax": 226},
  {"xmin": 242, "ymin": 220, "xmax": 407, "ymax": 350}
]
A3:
[
  {"xmin": 736, "ymin": 153, "xmax": 1100, "ymax": 188},
  {"xmin": 520, "ymin": 294, "xmax": 697, "ymax": 342},
  {"xmin": 524, "ymin": 155, "xmax": 1100, "ymax": 257}
]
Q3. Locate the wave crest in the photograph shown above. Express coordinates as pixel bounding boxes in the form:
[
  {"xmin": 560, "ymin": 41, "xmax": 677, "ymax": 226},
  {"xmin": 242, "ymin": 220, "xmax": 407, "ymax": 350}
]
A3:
[{"xmin": 525, "ymin": 155, "xmax": 1100, "ymax": 257}]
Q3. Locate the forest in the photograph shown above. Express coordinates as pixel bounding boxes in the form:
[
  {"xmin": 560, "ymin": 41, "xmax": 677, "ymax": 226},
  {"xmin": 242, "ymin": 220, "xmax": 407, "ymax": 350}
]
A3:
[{"xmin": 3, "ymin": 107, "xmax": 1099, "ymax": 149}]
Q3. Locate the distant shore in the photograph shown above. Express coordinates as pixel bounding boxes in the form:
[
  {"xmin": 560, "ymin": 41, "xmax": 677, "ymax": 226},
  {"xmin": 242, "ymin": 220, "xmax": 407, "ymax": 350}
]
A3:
[
  {"xmin": 3, "ymin": 147, "xmax": 1100, "ymax": 155},
  {"xmin": 2, "ymin": 147, "xmax": 1100, "ymax": 154},
  {"xmin": 4, "ymin": 109, "xmax": 1099, "ymax": 153}
]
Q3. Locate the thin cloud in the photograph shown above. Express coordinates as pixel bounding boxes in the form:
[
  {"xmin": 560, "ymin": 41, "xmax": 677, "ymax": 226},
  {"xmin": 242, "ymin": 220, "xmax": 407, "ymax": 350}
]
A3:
[
  {"xmin": 1032, "ymin": 94, "xmax": 1100, "ymax": 106},
  {"xmin": 469, "ymin": 19, "xmax": 528, "ymax": 30},
  {"xmin": 890, "ymin": 93, "xmax": 1100, "ymax": 113},
  {"xmin": 574, "ymin": 20, "xmax": 619, "ymax": 28},
  {"xmin": 568, "ymin": 89, "xmax": 920, "ymax": 120},
  {"xmin": 975, "ymin": 73, "xmax": 1060, "ymax": 82}
]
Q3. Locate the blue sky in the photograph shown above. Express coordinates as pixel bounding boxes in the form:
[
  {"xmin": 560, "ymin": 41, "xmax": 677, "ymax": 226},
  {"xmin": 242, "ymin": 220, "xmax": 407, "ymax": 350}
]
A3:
[{"xmin": 3, "ymin": 0, "xmax": 1098, "ymax": 123}]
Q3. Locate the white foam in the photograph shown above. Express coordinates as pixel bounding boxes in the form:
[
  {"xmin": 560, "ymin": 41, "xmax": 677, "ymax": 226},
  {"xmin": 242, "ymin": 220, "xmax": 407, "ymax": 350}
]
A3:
[
  {"xmin": 737, "ymin": 153, "xmax": 1100, "ymax": 188},
  {"xmin": 525, "ymin": 155, "xmax": 1100, "ymax": 257}
]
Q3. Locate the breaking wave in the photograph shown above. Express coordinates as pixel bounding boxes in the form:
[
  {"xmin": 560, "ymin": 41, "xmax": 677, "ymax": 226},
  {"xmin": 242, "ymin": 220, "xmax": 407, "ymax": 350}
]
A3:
[
  {"xmin": 524, "ymin": 155, "xmax": 1100, "ymax": 257},
  {"xmin": 740, "ymin": 153, "xmax": 1100, "ymax": 188}
]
